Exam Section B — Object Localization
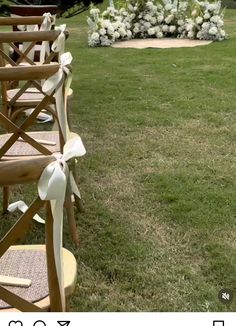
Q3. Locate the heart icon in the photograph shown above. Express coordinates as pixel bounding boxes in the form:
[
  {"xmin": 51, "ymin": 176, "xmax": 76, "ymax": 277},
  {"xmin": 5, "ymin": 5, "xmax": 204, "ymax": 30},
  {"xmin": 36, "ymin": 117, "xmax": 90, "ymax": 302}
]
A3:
[{"xmin": 8, "ymin": 321, "xmax": 23, "ymax": 326}]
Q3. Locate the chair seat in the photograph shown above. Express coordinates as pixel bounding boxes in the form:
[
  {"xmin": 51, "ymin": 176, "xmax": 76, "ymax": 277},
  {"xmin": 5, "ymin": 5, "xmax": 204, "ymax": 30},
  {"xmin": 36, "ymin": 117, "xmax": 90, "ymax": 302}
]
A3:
[
  {"xmin": 7, "ymin": 87, "xmax": 73, "ymax": 106},
  {"xmin": 0, "ymin": 131, "xmax": 60, "ymax": 158},
  {"xmin": 0, "ymin": 244, "xmax": 77, "ymax": 311},
  {"xmin": 7, "ymin": 87, "xmax": 45, "ymax": 106}
]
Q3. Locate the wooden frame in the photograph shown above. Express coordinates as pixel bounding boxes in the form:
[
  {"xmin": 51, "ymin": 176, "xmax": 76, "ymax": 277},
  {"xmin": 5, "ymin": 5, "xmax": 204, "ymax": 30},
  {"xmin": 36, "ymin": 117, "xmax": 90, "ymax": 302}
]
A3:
[{"xmin": 0, "ymin": 64, "xmax": 77, "ymax": 311}]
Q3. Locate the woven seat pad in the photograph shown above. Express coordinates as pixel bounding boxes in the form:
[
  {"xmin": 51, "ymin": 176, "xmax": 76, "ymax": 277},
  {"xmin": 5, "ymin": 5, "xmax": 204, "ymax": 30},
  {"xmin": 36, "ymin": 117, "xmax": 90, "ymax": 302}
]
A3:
[
  {"xmin": 0, "ymin": 131, "xmax": 60, "ymax": 156},
  {"xmin": 0, "ymin": 249, "xmax": 48, "ymax": 309},
  {"xmin": 7, "ymin": 87, "xmax": 44, "ymax": 102}
]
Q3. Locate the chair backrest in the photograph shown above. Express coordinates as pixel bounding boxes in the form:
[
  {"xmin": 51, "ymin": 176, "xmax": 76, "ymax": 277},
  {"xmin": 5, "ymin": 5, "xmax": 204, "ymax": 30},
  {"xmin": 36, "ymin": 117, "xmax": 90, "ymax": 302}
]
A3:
[
  {"xmin": 10, "ymin": 5, "xmax": 58, "ymax": 17},
  {"xmin": 0, "ymin": 29, "xmax": 68, "ymax": 67},
  {"xmin": 0, "ymin": 29, "xmax": 68, "ymax": 116},
  {"xmin": 0, "ymin": 16, "xmax": 54, "ymax": 28},
  {"xmin": 0, "ymin": 64, "xmax": 67, "ymax": 153},
  {"xmin": 10, "ymin": 5, "xmax": 57, "ymax": 32},
  {"xmin": 0, "ymin": 15, "xmax": 56, "ymax": 63}
]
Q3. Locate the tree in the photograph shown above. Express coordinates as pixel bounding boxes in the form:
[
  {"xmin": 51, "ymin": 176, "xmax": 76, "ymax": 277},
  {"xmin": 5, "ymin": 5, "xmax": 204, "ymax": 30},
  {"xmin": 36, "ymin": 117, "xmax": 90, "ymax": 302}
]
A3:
[{"xmin": 1, "ymin": 0, "xmax": 103, "ymax": 17}]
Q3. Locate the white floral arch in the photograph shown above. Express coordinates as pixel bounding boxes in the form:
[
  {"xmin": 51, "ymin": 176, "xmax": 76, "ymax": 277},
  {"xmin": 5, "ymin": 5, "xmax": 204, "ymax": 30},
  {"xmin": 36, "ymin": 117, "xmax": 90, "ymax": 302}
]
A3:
[{"xmin": 87, "ymin": 0, "xmax": 226, "ymax": 46}]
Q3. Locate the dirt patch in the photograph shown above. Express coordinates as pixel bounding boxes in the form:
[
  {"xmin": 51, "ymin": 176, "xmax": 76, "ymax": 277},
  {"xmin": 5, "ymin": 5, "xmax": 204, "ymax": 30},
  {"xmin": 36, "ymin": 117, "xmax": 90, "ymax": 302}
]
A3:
[{"xmin": 112, "ymin": 38, "xmax": 213, "ymax": 49}]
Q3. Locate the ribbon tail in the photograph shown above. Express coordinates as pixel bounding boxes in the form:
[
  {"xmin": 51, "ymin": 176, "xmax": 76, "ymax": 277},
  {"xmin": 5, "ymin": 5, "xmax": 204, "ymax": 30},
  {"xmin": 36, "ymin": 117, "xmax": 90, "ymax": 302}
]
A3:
[
  {"xmin": 69, "ymin": 172, "xmax": 81, "ymax": 199},
  {"xmin": 8, "ymin": 200, "xmax": 45, "ymax": 224},
  {"xmin": 50, "ymin": 198, "xmax": 65, "ymax": 311},
  {"xmin": 55, "ymin": 83, "xmax": 70, "ymax": 141}
]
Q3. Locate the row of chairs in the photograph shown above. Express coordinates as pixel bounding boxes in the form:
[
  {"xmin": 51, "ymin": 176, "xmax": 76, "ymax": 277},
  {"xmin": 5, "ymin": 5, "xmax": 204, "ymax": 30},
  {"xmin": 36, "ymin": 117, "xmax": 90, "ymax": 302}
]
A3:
[{"xmin": 0, "ymin": 11, "xmax": 85, "ymax": 311}]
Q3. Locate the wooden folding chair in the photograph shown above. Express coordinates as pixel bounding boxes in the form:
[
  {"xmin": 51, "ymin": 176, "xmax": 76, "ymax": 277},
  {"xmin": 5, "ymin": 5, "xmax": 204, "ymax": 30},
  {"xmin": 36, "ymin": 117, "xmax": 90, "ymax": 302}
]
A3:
[
  {"xmin": 0, "ymin": 158, "xmax": 77, "ymax": 311},
  {"xmin": 0, "ymin": 64, "xmax": 85, "ymax": 246},
  {"xmin": 0, "ymin": 15, "xmax": 55, "ymax": 63},
  {"xmin": 0, "ymin": 29, "xmax": 69, "ymax": 119},
  {"xmin": 0, "ymin": 63, "xmax": 83, "ymax": 311}
]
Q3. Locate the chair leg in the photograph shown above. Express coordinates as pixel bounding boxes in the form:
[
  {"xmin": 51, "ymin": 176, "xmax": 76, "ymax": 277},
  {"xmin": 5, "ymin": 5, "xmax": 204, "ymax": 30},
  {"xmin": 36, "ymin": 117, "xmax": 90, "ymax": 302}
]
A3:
[
  {"xmin": 2, "ymin": 186, "xmax": 10, "ymax": 214},
  {"xmin": 71, "ymin": 159, "xmax": 85, "ymax": 213},
  {"xmin": 65, "ymin": 193, "xmax": 80, "ymax": 247}
]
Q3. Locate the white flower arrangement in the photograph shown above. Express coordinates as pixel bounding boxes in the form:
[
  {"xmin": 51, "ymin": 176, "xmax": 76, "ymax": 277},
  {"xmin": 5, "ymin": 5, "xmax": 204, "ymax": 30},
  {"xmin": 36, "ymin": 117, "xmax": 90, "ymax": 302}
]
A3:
[
  {"xmin": 87, "ymin": 0, "xmax": 227, "ymax": 46},
  {"xmin": 180, "ymin": 1, "xmax": 226, "ymax": 41}
]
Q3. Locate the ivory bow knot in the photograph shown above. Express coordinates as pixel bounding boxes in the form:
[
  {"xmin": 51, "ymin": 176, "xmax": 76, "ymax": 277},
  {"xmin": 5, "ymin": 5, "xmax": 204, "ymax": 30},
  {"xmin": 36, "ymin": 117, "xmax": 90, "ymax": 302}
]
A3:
[
  {"xmin": 38, "ymin": 135, "xmax": 86, "ymax": 310},
  {"xmin": 51, "ymin": 24, "xmax": 67, "ymax": 60},
  {"xmin": 38, "ymin": 136, "xmax": 86, "ymax": 201},
  {"xmin": 40, "ymin": 13, "xmax": 54, "ymax": 31}
]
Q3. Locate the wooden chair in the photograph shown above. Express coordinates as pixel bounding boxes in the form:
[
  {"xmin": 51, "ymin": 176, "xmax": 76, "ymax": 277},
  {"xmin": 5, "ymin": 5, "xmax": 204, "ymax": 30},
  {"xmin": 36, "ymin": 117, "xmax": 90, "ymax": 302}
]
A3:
[
  {"xmin": 0, "ymin": 159, "xmax": 77, "ymax": 311},
  {"xmin": 0, "ymin": 64, "xmax": 84, "ymax": 246},
  {"xmin": 0, "ymin": 15, "xmax": 55, "ymax": 63},
  {"xmin": 0, "ymin": 64, "xmax": 82, "ymax": 311},
  {"xmin": 0, "ymin": 29, "xmax": 69, "ymax": 119}
]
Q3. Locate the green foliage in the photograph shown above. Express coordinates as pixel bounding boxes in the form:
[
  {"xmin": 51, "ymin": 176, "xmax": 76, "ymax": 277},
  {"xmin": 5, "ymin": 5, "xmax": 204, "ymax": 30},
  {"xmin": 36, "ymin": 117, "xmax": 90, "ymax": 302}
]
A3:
[{"xmin": 0, "ymin": 0, "xmax": 104, "ymax": 17}]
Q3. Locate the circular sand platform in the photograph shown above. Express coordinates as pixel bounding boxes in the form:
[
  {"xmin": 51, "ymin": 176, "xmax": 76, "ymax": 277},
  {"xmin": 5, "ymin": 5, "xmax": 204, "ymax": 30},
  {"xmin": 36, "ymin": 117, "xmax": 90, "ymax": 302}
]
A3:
[{"xmin": 112, "ymin": 38, "xmax": 212, "ymax": 49}]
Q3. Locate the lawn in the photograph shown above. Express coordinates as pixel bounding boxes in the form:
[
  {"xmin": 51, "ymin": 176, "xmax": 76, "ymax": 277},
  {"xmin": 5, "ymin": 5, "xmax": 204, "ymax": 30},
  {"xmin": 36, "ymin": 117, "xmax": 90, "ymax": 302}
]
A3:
[{"xmin": 0, "ymin": 5, "xmax": 235, "ymax": 312}]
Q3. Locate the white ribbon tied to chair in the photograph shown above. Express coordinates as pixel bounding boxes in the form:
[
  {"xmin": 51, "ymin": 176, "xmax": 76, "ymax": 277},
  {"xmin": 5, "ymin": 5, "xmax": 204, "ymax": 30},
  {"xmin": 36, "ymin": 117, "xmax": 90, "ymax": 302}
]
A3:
[
  {"xmin": 38, "ymin": 136, "xmax": 86, "ymax": 310},
  {"xmin": 51, "ymin": 24, "xmax": 67, "ymax": 61},
  {"xmin": 39, "ymin": 14, "xmax": 58, "ymax": 64},
  {"xmin": 38, "ymin": 51, "xmax": 85, "ymax": 310},
  {"xmin": 42, "ymin": 51, "xmax": 72, "ymax": 140}
]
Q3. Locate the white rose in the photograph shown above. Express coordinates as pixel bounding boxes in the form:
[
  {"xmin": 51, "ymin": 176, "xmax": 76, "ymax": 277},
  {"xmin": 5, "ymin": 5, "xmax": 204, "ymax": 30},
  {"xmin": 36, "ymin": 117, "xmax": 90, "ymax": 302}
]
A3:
[
  {"xmin": 162, "ymin": 25, "xmax": 169, "ymax": 32},
  {"xmin": 156, "ymin": 31, "xmax": 163, "ymax": 38},
  {"xmin": 202, "ymin": 22, "xmax": 210, "ymax": 29},
  {"xmin": 165, "ymin": 4, "xmax": 172, "ymax": 11},
  {"xmin": 195, "ymin": 16, "xmax": 203, "ymax": 25},
  {"xmin": 127, "ymin": 30, "xmax": 132, "ymax": 38},
  {"xmin": 144, "ymin": 14, "xmax": 151, "ymax": 21},
  {"xmin": 133, "ymin": 26, "xmax": 140, "ymax": 33},
  {"xmin": 187, "ymin": 31, "xmax": 195, "ymax": 38},
  {"xmin": 91, "ymin": 32, "xmax": 100, "ymax": 41},
  {"xmin": 114, "ymin": 31, "xmax": 120, "ymax": 39},
  {"xmin": 204, "ymin": 12, "xmax": 210, "ymax": 20},
  {"xmin": 99, "ymin": 28, "xmax": 106, "ymax": 36},
  {"xmin": 144, "ymin": 22, "xmax": 151, "ymax": 29},
  {"xmin": 148, "ymin": 28, "xmax": 155, "ymax": 35},
  {"xmin": 171, "ymin": 9, "xmax": 177, "ymax": 15},
  {"xmin": 101, "ymin": 20, "xmax": 110, "ymax": 28},
  {"xmin": 169, "ymin": 25, "xmax": 176, "ymax": 33},
  {"xmin": 119, "ymin": 27, "xmax": 127, "ymax": 37},
  {"xmin": 220, "ymin": 30, "xmax": 226, "ymax": 37},
  {"xmin": 157, "ymin": 15, "xmax": 164, "ymax": 23},
  {"xmin": 177, "ymin": 19, "xmax": 184, "ymax": 26},
  {"xmin": 209, "ymin": 26, "xmax": 218, "ymax": 35},
  {"xmin": 150, "ymin": 17, "xmax": 157, "ymax": 25},
  {"xmin": 186, "ymin": 23, "xmax": 193, "ymax": 32},
  {"xmin": 165, "ymin": 15, "xmax": 174, "ymax": 24},
  {"xmin": 126, "ymin": 22, "xmax": 131, "ymax": 29},
  {"xmin": 107, "ymin": 25, "xmax": 114, "ymax": 34}
]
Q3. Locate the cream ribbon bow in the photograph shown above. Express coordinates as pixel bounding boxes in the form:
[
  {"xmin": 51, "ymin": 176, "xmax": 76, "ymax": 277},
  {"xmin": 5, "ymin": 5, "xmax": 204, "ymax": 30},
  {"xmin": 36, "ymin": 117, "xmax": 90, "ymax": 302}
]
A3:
[
  {"xmin": 42, "ymin": 52, "xmax": 72, "ymax": 140},
  {"xmin": 38, "ymin": 135, "xmax": 86, "ymax": 310},
  {"xmin": 40, "ymin": 13, "xmax": 54, "ymax": 32},
  {"xmin": 51, "ymin": 24, "xmax": 67, "ymax": 61},
  {"xmin": 39, "ymin": 13, "xmax": 55, "ymax": 64}
]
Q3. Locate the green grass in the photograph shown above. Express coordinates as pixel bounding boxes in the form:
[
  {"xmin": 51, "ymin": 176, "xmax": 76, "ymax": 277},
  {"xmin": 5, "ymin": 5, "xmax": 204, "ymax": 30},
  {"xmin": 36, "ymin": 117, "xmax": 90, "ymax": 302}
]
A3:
[{"xmin": 0, "ymin": 7, "xmax": 236, "ymax": 312}]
